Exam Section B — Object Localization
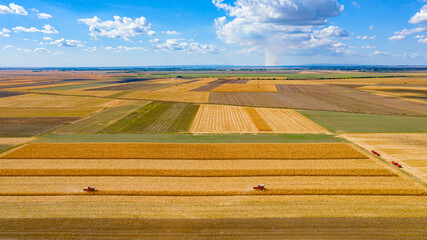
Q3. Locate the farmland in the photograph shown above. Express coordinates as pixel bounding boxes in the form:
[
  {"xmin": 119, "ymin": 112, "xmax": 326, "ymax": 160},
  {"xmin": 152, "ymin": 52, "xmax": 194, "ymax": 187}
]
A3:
[{"xmin": 0, "ymin": 70, "xmax": 426, "ymax": 237}]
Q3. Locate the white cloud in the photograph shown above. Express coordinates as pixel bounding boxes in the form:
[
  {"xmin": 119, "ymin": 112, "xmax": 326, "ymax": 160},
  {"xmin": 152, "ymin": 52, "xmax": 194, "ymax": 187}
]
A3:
[
  {"xmin": 43, "ymin": 36, "xmax": 52, "ymax": 40},
  {"xmin": 0, "ymin": 3, "xmax": 27, "ymax": 15},
  {"xmin": 3, "ymin": 44, "xmax": 12, "ymax": 49},
  {"xmin": 368, "ymin": 25, "xmax": 374, "ymax": 30},
  {"xmin": 369, "ymin": 51, "xmax": 391, "ymax": 57},
  {"xmin": 357, "ymin": 35, "xmax": 376, "ymax": 40},
  {"xmin": 162, "ymin": 30, "xmax": 180, "ymax": 35},
  {"xmin": 213, "ymin": 0, "xmax": 346, "ymax": 65},
  {"xmin": 105, "ymin": 46, "xmax": 144, "ymax": 52},
  {"xmin": 46, "ymin": 38, "xmax": 84, "ymax": 47},
  {"xmin": 409, "ymin": 4, "xmax": 427, "ymax": 24},
  {"xmin": 13, "ymin": 24, "xmax": 58, "ymax": 34},
  {"xmin": 389, "ymin": 27, "xmax": 427, "ymax": 41},
  {"xmin": 149, "ymin": 38, "xmax": 160, "ymax": 43},
  {"xmin": 34, "ymin": 47, "xmax": 49, "ymax": 54},
  {"xmin": 153, "ymin": 39, "xmax": 220, "ymax": 54},
  {"xmin": 313, "ymin": 26, "xmax": 349, "ymax": 38},
  {"xmin": 418, "ymin": 37, "xmax": 427, "ymax": 43},
  {"xmin": 37, "ymin": 12, "xmax": 52, "ymax": 19},
  {"xmin": 78, "ymin": 16, "xmax": 155, "ymax": 41},
  {"xmin": 361, "ymin": 44, "xmax": 376, "ymax": 49},
  {"xmin": 0, "ymin": 28, "xmax": 10, "ymax": 37},
  {"xmin": 84, "ymin": 46, "xmax": 101, "ymax": 52}
]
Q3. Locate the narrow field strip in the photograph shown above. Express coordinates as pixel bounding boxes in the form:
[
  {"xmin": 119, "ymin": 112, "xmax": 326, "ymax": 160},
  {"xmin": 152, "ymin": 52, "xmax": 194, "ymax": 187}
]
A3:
[
  {"xmin": 0, "ymin": 169, "xmax": 395, "ymax": 177},
  {"xmin": 145, "ymin": 103, "xmax": 187, "ymax": 132},
  {"xmin": 1, "ymin": 143, "xmax": 369, "ymax": 159},
  {"xmin": 211, "ymin": 84, "xmax": 278, "ymax": 92},
  {"xmin": 245, "ymin": 107, "xmax": 272, "ymax": 131},
  {"xmin": 0, "ymin": 107, "xmax": 101, "ymax": 117},
  {"xmin": 0, "ymin": 176, "xmax": 424, "ymax": 196}
]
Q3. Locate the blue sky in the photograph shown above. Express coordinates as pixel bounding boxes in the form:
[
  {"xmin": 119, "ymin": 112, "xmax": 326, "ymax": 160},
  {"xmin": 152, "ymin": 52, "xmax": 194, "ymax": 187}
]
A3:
[{"xmin": 0, "ymin": 0, "xmax": 426, "ymax": 67}]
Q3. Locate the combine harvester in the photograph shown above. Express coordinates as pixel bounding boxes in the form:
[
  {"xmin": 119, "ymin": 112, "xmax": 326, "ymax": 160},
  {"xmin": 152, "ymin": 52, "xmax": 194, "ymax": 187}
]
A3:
[
  {"xmin": 253, "ymin": 184, "xmax": 266, "ymax": 191},
  {"xmin": 83, "ymin": 186, "xmax": 97, "ymax": 192},
  {"xmin": 391, "ymin": 161, "xmax": 403, "ymax": 168},
  {"xmin": 371, "ymin": 150, "xmax": 381, "ymax": 156}
]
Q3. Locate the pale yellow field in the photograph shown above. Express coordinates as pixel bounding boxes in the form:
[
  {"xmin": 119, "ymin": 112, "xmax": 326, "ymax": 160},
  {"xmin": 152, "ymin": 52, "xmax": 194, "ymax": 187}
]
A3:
[
  {"xmin": 211, "ymin": 84, "xmax": 278, "ymax": 92},
  {"xmin": 0, "ymin": 176, "xmax": 424, "ymax": 196},
  {"xmin": 158, "ymin": 83, "xmax": 207, "ymax": 92},
  {"xmin": 1, "ymin": 143, "xmax": 367, "ymax": 159},
  {"xmin": 0, "ymin": 138, "xmax": 34, "ymax": 145},
  {"xmin": 190, "ymin": 105, "xmax": 258, "ymax": 133},
  {"xmin": 247, "ymin": 80, "xmax": 324, "ymax": 85},
  {"xmin": 0, "ymin": 94, "xmax": 112, "ymax": 107},
  {"xmin": 256, "ymin": 108, "xmax": 329, "ymax": 133},
  {"xmin": 121, "ymin": 90, "xmax": 210, "ymax": 103},
  {"xmin": 1, "ymin": 195, "xmax": 426, "ymax": 218},
  {"xmin": 0, "ymin": 107, "xmax": 101, "ymax": 117},
  {"xmin": 316, "ymin": 77, "xmax": 427, "ymax": 85},
  {"xmin": 341, "ymin": 133, "xmax": 427, "ymax": 183},
  {"xmin": 190, "ymin": 105, "xmax": 328, "ymax": 133}
]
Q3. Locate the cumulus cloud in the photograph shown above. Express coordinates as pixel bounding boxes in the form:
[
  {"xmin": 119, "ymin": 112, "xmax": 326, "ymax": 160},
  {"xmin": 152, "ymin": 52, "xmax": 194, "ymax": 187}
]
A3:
[
  {"xmin": 45, "ymin": 38, "xmax": 84, "ymax": 47},
  {"xmin": 0, "ymin": 28, "xmax": 11, "ymax": 37},
  {"xmin": 3, "ymin": 44, "xmax": 12, "ymax": 49},
  {"xmin": 153, "ymin": 39, "xmax": 220, "ymax": 54},
  {"xmin": 389, "ymin": 27, "xmax": 427, "ymax": 41},
  {"xmin": 409, "ymin": 4, "xmax": 427, "ymax": 24},
  {"xmin": 78, "ymin": 16, "xmax": 155, "ymax": 41},
  {"xmin": 369, "ymin": 51, "xmax": 391, "ymax": 57},
  {"xmin": 418, "ymin": 37, "xmax": 427, "ymax": 43},
  {"xmin": 37, "ymin": 12, "xmax": 52, "ymax": 19},
  {"xmin": 34, "ymin": 47, "xmax": 49, "ymax": 54},
  {"xmin": 0, "ymin": 3, "xmax": 27, "ymax": 15},
  {"xmin": 13, "ymin": 24, "xmax": 58, "ymax": 34},
  {"xmin": 213, "ymin": 0, "xmax": 347, "ymax": 65}
]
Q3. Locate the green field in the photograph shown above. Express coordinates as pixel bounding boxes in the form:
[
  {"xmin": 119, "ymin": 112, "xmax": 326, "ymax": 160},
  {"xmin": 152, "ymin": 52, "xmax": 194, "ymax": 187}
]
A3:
[
  {"xmin": 0, "ymin": 145, "xmax": 12, "ymax": 153},
  {"xmin": 36, "ymin": 133, "xmax": 342, "ymax": 143},
  {"xmin": 299, "ymin": 110, "xmax": 427, "ymax": 133},
  {"xmin": 55, "ymin": 102, "xmax": 148, "ymax": 134},
  {"xmin": 101, "ymin": 102, "xmax": 199, "ymax": 133}
]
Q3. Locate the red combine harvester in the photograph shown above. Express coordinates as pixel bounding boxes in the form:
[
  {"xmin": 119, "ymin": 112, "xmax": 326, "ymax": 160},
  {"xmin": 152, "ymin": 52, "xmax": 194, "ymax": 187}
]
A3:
[
  {"xmin": 391, "ymin": 161, "xmax": 403, "ymax": 168},
  {"xmin": 253, "ymin": 184, "xmax": 266, "ymax": 190},
  {"xmin": 83, "ymin": 186, "xmax": 97, "ymax": 192},
  {"xmin": 371, "ymin": 150, "xmax": 381, "ymax": 156}
]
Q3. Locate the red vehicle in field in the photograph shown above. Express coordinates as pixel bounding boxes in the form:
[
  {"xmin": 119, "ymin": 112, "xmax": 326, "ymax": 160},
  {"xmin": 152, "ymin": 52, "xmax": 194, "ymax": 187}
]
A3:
[
  {"xmin": 83, "ymin": 186, "xmax": 97, "ymax": 192},
  {"xmin": 391, "ymin": 161, "xmax": 403, "ymax": 168},
  {"xmin": 371, "ymin": 150, "xmax": 381, "ymax": 156},
  {"xmin": 253, "ymin": 184, "xmax": 266, "ymax": 190}
]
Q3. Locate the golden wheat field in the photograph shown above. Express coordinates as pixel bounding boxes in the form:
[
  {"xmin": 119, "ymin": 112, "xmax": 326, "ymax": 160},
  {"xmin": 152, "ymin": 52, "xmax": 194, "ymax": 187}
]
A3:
[
  {"xmin": 0, "ymin": 159, "xmax": 395, "ymax": 177},
  {"xmin": 212, "ymin": 84, "xmax": 278, "ymax": 92},
  {"xmin": 244, "ymin": 107, "xmax": 273, "ymax": 131},
  {"xmin": 0, "ymin": 176, "xmax": 425, "ymax": 196},
  {"xmin": 1, "ymin": 143, "xmax": 367, "ymax": 159},
  {"xmin": 121, "ymin": 90, "xmax": 210, "ymax": 103},
  {"xmin": 341, "ymin": 133, "xmax": 427, "ymax": 183}
]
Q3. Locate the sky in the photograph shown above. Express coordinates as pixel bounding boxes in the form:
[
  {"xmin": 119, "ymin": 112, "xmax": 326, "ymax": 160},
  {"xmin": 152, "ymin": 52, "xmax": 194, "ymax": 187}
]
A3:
[{"xmin": 0, "ymin": 0, "xmax": 426, "ymax": 67}]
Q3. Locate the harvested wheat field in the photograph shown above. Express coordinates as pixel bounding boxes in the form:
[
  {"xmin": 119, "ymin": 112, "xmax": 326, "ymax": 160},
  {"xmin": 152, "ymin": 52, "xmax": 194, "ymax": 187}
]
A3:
[
  {"xmin": 190, "ymin": 104, "xmax": 328, "ymax": 133},
  {"xmin": 0, "ymin": 138, "xmax": 34, "ymax": 146},
  {"xmin": 341, "ymin": 133, "xmax": 427, "ymax": 183},
  {"xmin": 256, "ymin": 108, "xmax": 329, "ymax": 133},
  {"xmin": 0, "ymin": 143, "xmax": 367, "ymax": 159},
  {"xmin": 212, "ymin": 83, "xmax": 278, "ymax": 92},
  {"xmin": 0, "ymin": 159, "xmax": 394, "ymax": 176},
  {"xmin": 190, "ymin": 105, "xmax": 258, "ymax": 133},
  {"xmin": 0, "ymin": 176, "xmax": 424, "ymax": 196}
]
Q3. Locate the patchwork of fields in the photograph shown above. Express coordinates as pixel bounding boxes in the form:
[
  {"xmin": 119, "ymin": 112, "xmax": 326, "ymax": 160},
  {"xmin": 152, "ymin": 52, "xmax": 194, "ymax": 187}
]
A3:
[{"xmin": 0, "ymin": 71, "xmax": 426, "ymax": 237}]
